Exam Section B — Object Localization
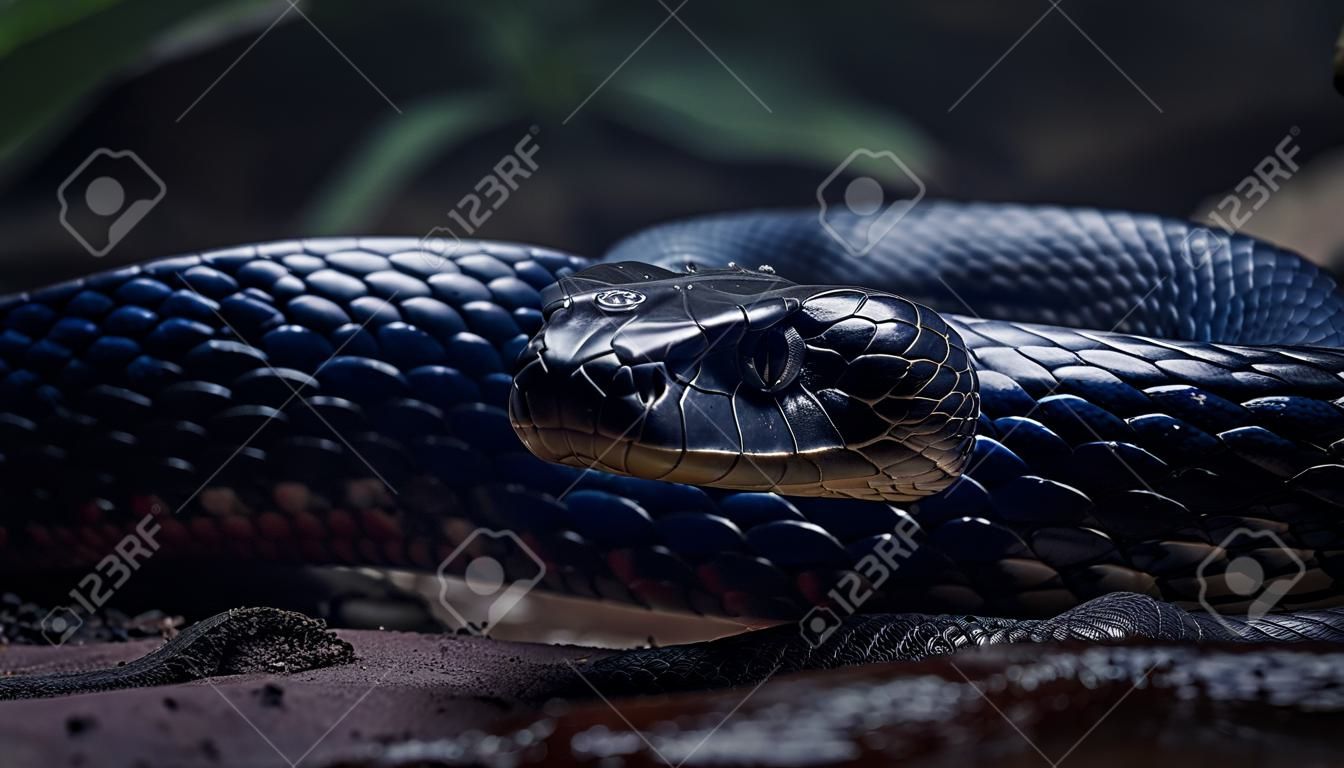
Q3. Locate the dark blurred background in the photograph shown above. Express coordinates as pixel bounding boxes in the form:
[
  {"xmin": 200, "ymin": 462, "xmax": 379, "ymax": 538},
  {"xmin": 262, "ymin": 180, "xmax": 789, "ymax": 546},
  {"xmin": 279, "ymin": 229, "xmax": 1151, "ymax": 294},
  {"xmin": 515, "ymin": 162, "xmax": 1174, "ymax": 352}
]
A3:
[{"xmin": 3, "ymin": 0, "xmax": 1344, "ymax": 292}]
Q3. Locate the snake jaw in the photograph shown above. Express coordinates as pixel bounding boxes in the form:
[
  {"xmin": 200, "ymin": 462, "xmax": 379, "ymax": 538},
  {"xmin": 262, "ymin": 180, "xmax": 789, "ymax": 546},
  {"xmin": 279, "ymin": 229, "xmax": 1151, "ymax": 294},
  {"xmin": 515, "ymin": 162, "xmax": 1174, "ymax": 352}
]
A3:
[{"xmin": 511, "ymin": 263, "xmax": 980, "ymax": 502}]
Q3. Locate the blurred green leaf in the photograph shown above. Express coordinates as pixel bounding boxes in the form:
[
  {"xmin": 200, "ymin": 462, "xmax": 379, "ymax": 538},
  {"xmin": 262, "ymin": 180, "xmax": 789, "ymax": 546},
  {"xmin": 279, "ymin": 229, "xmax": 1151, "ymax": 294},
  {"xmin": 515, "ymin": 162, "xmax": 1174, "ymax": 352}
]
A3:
[
  {"xmin": 450, "ymin": 1, "xmax": 639, "ymax": 117},
  {"xmin": 2, "ymin": 0, "xmax": 937, "ymax": 226},
  {"xmin": 0, "ymin": 0, "xmax": 256, "ymax": 168},
  {"xmin": 302, "ymin": 93, "xmax": 516, "ymax": 234},
  {"xmin": 608, "ymin": 63, "xmax": 935, "ymax": 183},
  {"xmin": 0, "ymin": 0, "xmax": 125, "ymax": 59}
]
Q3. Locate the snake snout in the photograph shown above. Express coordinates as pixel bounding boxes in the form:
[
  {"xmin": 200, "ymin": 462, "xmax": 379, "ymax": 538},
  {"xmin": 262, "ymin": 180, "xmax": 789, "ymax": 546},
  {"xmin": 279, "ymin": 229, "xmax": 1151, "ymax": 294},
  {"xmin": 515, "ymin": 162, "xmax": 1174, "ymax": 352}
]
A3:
[
  {"xmin": 609, "ymin": 362, "xmax": 670, "ymax": 404},
  {"xmin": 509, "ymin": 327, "xmax": 675, "ymax": 468}
]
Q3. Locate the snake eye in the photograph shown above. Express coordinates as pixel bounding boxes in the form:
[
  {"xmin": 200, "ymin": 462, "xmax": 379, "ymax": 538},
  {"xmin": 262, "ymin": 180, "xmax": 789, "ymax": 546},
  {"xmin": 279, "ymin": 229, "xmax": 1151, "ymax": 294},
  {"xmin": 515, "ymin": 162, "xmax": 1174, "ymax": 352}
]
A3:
[{"xmin": 740, "ymin": 326, "xmax": 805, "ymax": 393}]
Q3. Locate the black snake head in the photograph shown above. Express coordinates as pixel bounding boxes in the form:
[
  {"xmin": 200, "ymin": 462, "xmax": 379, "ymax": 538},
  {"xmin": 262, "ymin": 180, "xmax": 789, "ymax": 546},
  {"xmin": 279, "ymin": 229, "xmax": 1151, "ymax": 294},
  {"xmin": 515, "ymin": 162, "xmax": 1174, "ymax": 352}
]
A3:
[{"xmin": 509, "ymin": 261, "xmax": 979, "ymax": 501}]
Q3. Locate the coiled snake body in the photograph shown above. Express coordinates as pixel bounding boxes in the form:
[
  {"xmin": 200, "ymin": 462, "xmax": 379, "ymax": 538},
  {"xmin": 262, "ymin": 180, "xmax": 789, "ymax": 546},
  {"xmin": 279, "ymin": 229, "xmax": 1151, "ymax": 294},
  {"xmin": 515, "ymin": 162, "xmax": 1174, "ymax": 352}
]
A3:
[{"xmin": 3, "ymin": 203, "xmax": 1344, "ymax": 643}]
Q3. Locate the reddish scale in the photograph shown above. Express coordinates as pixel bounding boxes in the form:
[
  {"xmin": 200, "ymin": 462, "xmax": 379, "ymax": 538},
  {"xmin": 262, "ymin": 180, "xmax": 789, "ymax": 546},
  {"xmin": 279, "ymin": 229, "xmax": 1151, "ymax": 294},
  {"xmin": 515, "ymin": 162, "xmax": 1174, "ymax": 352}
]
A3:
[
  {"xmin": 188, "ymin": 517, "xmax": 220, "ymax": 545},
  {"xmin": 53, "ymin": 526, "xmax": 79, "ymax": 548},
  {"xmin": 298, "ymin": 540, "xmax": 328, "ymax": 562},
  {"xmin": 272, "ymin": 483, "xmax": 311, "ymax": 516},
  {"xmin": 721, "ymin": 592, "xmax": 754, "ymax": 616},
  {"xmin": 605, "ymin": 549, "xmax": 638, "ymax": 583},
  {"xmin": 440, "ymin": 518, "xmax": 477, "ymax": 549},
  {"xmin": 220, "ymin": 515, "xmax": 254, "ymax": 540},
  {"xmin": 25, "ymin": 523, "xmax": 54, "ymax": 548},
  {"xmin": 359, "ymin": 508, "xmax": 402, "ymax": 540},
  {"xmin": 327, "ymin": 509, "xmax": 358, "ymax": 538},
  {"xmin": 77, "ymin": 500, "xmax": 108, "ymax": 525},
  {"xmin": 695, "ymin": 563, "xmax": 726, "ymax": 595},
  {"xmin": 130, "ymin": 495, "xmax": 164, "ymax": 520},
  {"xmin": 795, "ymin": 570, "xmax": 842, "ymax": 606},
  {"xmin": 156, "ymin": 518, "xmax": 190, "ymax": 548},
  {"xmin": 407, "ymin": 537, "xmax": 433, "ymax": 569},
  {"xmin": 291, "ymin": 511, "xmax": 325, "ymax": 539},
  {"xmin": 257, "ymin": 511, "xmax": 291, "ymax": 539},
  {"xmin": 331, "ymin": 539, "xmax": 357, "ymax": 564}
]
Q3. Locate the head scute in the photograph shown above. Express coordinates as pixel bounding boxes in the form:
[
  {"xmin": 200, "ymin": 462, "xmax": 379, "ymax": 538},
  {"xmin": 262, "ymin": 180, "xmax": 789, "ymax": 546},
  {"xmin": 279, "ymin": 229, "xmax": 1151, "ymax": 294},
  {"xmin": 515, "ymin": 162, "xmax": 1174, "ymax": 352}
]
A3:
[{"xmin": 511, "ymin": 262, "xmax": 979, "ymax": 502}]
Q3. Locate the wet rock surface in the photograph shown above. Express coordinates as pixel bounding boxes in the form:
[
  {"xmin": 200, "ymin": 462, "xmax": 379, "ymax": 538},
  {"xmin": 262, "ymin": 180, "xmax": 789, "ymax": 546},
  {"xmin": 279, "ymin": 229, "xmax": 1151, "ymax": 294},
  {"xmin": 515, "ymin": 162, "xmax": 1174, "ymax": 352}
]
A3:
[
  {"xmin": 2, "ymin": 626, "xmax": 1343, "ymax": 767},
  {"xmin": 335, "ymin": 641, "xmax": 1344, "ymax": 768},
  {"xmin": 0, "ymin": 626, "xmax": 605, "ymax": 767}
]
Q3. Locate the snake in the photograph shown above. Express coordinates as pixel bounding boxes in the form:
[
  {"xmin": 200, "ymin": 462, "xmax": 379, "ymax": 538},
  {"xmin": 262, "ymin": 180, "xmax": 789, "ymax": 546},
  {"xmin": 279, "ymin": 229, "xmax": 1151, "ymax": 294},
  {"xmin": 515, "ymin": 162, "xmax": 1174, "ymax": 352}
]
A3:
[{"xmin": 4, "ymin": 203, "xmax": 1344, "ymax": 700}]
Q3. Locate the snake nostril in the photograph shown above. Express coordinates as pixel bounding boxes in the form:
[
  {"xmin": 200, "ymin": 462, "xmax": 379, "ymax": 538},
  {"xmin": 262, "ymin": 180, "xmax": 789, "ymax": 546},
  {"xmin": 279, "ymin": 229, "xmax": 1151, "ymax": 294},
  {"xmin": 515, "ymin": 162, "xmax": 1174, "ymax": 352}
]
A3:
[
  {"xmin": 609, "ymin": 363, "xmax": 667, "ymax": 402},
  {"xmin": 609, "ymin": 365, "xmax": 637, "ymax": 395},
  {"xmin": 628, "ymin": 363, "xmax": 669, "ymax": 403}
]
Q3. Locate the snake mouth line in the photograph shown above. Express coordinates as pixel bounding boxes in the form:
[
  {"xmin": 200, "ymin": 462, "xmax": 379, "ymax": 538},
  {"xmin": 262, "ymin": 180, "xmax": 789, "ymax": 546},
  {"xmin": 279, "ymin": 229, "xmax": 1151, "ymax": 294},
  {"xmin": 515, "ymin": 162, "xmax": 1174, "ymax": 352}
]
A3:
[
  {"xmin": 516, "ymin": 422, "xmax": 874, "ymax": 496},
  {"xmin": 512, "ymin": 415, "xmax": 966, "ymax": 502}
]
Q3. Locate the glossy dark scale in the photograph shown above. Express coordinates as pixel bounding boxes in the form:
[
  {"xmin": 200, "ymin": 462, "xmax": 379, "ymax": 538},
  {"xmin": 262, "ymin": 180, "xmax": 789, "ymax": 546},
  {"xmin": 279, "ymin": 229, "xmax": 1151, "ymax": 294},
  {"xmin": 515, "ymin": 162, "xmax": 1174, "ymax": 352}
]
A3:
[
  {"xmin": 0, "ymin": 242, "xmax": 574, "ymax": 581},
  {"xmin": 939, "ymin": 313, "xmax": 1344, "ymax": 614},
  {"xmin": 1, "ymin": 204, "xmax": 1343, "ymax": 622}
]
